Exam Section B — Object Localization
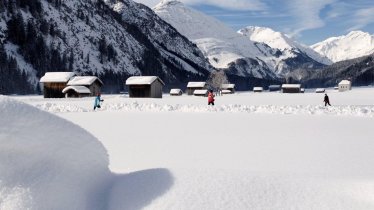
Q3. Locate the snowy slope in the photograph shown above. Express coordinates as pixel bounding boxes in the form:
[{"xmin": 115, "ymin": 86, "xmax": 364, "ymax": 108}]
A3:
[
  {"xmin": 0, "ymin": 0, "xmax": 212, "ymax": 92},
  {"xmin": 153, "ymin": 0, "xmax": 278, "ymax": 78},
  {"xmin": 239, "ymin": 26, "xmax": 332, "ymax": 65},
  {"xmin": 11, "ymin": 88, "xmax": 374, "ymax": 210},
  {"xmin": 154, "ymin": 1, "xmax": 329, "ymax": 77},
  {"xmin": 0, "ymin": 96, "xmax": 173, "ymax": 210},
  {"xmin": 311, "ymin": 31, "xmax": 374, "ymax": 63}
]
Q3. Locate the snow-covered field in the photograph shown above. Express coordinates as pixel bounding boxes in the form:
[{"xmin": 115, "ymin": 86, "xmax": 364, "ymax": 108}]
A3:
[{"xmin": 2, "ymin": 87, "xmax": 374, "ymax": 209}]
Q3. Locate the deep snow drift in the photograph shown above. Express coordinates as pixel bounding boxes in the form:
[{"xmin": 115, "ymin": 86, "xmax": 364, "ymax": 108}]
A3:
[
  {"xmin": 4, "ymin": 88, "xmax": 374, "ymax": 209},
  {"xmin": 0, "ymin": 96, "xmax": 172, "ymax": 210}
]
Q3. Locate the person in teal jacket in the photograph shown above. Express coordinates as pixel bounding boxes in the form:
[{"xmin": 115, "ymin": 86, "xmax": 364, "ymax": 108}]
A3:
[{"xmin": 94, "ymin": 93, "xmax": 104, "ymax": 110}]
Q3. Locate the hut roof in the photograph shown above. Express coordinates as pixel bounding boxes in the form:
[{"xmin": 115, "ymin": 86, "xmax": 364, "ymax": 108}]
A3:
[
  {"xmin": 269, "ymin": 85, "xmax": 281, "ymax": 88},
  {"xmin": 221, "ymin": 84, "xmax": 235, "ymax": 89},
  {"xmin": 253, "ymin": 87, "xmax": 263, "ymax": 91},
  {"xmin": 187, "ymin": 82, "xmax": 206, "ymax": 88},
  {"xmin": 40, "ymin": 72, "xmax": 75, "ymax": 83},
  {"xmin": 68, "ymin": 76, "xmax": 103, "ymax": 86},
  {"xmin": 193, "ymin": 89, "xmax": 208, "ymax": 95},
  {"xmin": 316, "ymin": 88, "xmax": 325, "ymax": 92},
  {"xmin": 282, "ymin": 84, "xmax": 301, "ymax": 89},
  {"xmin": 62, "ymin": 86, "xmax": 91, "ymax": 94},
  {"xmin": 222, "ymin": 90, "xmax": 232, "ymax": 93},
  {"xmin": 170, "ymin": 89, "xmax": 182, "ymax": 94},
  {"xmin": 126, "ymin": 76, "xmax": 165, "ymax": 85},
  {"xmin": 339, "ymin": 80, "xmax": 351, "ymax": 85}
]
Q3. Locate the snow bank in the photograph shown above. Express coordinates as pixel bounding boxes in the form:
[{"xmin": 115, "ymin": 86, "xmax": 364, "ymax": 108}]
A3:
[
  {"xmin": 0, "ymin": 96, "xmax": 173, "ymax": 210},
  {"xmin": 34, "ymin": 102, "xmax": 374, "ymax": 117}
]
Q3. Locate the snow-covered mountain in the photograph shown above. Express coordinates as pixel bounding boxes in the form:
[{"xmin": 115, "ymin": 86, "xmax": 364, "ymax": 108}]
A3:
[
  {"xmin": 238, "ymin": 26, "xmax": 332, "ymax": 66},
  {"xmin": 0, "ymin": 0, "xmax": 212, "ymax": 94},
  {"xmin": 311, "ymin": 31, "xmax": 374, "ymax": 63},
  {"xmin": 153, "ymin": 0, "xmax": 278, "ymax": 79},
  {"xmin": 153, "ymin": 0, "xmax": 329, "ymax": 78}
]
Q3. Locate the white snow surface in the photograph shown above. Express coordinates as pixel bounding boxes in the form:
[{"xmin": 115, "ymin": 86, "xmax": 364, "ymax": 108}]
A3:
[
  {"xmin": 4, "ymin": 87, "xmax": 374, "ymax": 210},
  {"xmin": 311, "ymin": 31, "xmax": 374, "ymax": 62},
  {"xmin": 239, "ymin": 26, "xmax": 332, "ymax": 65},
  {"xmin": 39, "ymin": 72, "xmax": 75, "ymax": 83},
  {"xmin": 67, "ymin": 76, "xmax": 102, "ymax": 86},
  {"xmin": 0, "ymin": 96, "xmax": 172, "ymax": 210}
]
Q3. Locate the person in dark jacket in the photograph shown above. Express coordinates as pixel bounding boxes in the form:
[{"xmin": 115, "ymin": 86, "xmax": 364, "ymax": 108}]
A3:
[
  {"xmin": 94, "ymin": 93, "xmax": 104, "ymax": 110},
  {"xmin": 323, "ymin": 94, "xmax": 331, "ymax": 106},
  {"xmin": 208, "ymin": 90, "xmax": 215, "ymax": 106}
]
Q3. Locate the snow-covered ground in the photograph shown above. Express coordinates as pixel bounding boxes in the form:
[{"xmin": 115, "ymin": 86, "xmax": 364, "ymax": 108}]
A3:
[{"xmin": 2, "ymin": 87, "xmax": 374, "ymax": 209}]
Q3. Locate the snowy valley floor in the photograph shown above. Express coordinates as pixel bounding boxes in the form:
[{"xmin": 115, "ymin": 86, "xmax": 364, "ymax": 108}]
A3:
[{"xmin": 3, "ymin": 87, "xmax": 374, "ymax": 209}]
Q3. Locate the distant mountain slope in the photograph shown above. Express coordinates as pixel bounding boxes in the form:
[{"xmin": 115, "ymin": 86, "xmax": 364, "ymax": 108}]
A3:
[
  {"xmin": 153, "ymin": 0, "xmax": 279, "ymax": 79},
  {"xmin": 0, "ymin": 0, "xmax": 212, "ymax": 94},
  {"xmin": 238, "ymin": 26, "xmax": 332, "ymax": 65},
  {"xmin": 289, "ymin": 53, "xmax": 374, "ymax": 87},
  {"xmin": 154, "ymin": 1, "xmax": 329, "ymax": 79},
  {"xmin": 311, "ymin": 31, "xmax": 374, "ymax": 63}
]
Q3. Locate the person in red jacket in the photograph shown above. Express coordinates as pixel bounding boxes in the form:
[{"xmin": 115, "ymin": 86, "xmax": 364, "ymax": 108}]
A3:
[{"xmin": 208, "ymin": 90, "xmax": 215, "ymax": 106}]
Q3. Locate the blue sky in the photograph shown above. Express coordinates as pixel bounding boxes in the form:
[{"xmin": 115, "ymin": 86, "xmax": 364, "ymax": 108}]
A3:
[{"xmin": 136, "ymin": 0, "xmax": 374, "ymax": 45}]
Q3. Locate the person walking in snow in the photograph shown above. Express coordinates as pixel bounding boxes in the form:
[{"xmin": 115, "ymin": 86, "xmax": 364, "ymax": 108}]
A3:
[
  {"xmin": 323, "ymin": 94, "xmax": 331, "ymax": 106},
  {"xmin": 94, "ymin": 93, "xmax": 104, "ymax": 110},
  {"xmin": 208, "ymin": 90, "xmax": 215, "ymax": 106}
]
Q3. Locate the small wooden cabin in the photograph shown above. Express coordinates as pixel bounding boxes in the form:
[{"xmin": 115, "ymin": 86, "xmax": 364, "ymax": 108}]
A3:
[
  {"xmin": 282, "ymin": 84, "xmax": 302, "ymax": 93},
  {"xmin": 65, "ymin": 76, "xmax": 103, "ymax": 97},
  {"xmin": 170, "ymin": 89, "xmax": 183, "ymax": 96},
  {"xmin": 221, "ymin": 90, "xmax": 232, "ymax": 94},
  {"xmin": 62, "ymin": 86, "xmax": 91, "ymax": 98},
  {"xmin": 253, "ymin": 87, "xmax": 264, "ymax": 92},
  {"xmin": 315, "ymin": 88, "xmax": 325, "ymax": 93},
  {"xmin": 338, "ymin": 80, "xmax": 352, "ymax": 92},
  {"xmin": 193, "ymin": 89, "xmax": 208, "ymax": 97},
  {"xmin": 268, "ymin": 85, "xmax": 281, "ymax": 92},
  {"xmin": 126, "ymin": 76, "xmax": 165, "ymax": 98},
  {"xmin": 40, "ymin": 72, "xmax": 75, "ymax": 98},
  {"xmin": 187, "ymin": 82, "xmax": 207, "ymax": 95},
  {"xmin": 221, "ymin": 84, "xmax": 235, "ymax": 93}
]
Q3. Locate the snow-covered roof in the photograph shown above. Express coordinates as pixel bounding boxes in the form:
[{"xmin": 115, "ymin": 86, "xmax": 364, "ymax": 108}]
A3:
[
  {"xmin": 221, "ymin": 84, "xmax": 235, "ymax": 89},
  {"xmin": 316, "ymin": 88, "xmax": 325, "ymax": 92},
  {"xmin": 253, "ymin": 87, "xmax": 263, "ymax": 91},
  {"xmin": 62, "ymin": 86, "xmax": 91, "ymax": 94},
  {"xmin": 170, "ymin": 89, "xmax": 183, "ymax": 94},
  {"xmin": 67, "ymin": 76, "xmax": 103, "ymax": 86},
  {"xmin": 40, "ymin": 72, "xmax": 75, "ymax": 83},
  {"xmin": 269, "ymin": 85, "xmax": 281, "ymax": 88},
  {"xmin": 193, "ymin": 89, "xmax": 208, "ymax": 95},
  {"xmin": 282, "ymin": 84, "xmax": 301, "ymax": 89},
  {"xmin": 187, "ymin": 82, "xmax": 206, "ymax": 88},
  {"xmin": 339, "ymin": 80, "xmax": 351, "ymax": 85},
  {"xmin": 126, "ymin": 76, "xmax": 165, "ymax": 85},
  {"xmin": 222, "ymin": 90, "xmax": 232, "ymax": 93}
]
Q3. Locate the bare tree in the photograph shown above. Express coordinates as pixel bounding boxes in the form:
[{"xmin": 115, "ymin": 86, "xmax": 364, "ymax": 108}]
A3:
[{"xmin": 207, "ymin": 70, "xmax": 229, "ymax": 91}]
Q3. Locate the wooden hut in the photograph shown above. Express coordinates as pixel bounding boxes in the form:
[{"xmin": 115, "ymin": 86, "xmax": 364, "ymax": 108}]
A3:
[
  {"xmin": 126, "ymin": 76, "xmax": 165, "ymax": 98},
  {"xmin": 221, "ymin": 90, "xmax": 232, "ymax": 94},
  {"xmin": 193, "ymin": 89, "xmax": 208, "ymax": 97},
  {"xmin": 221, "ymin": 84, "xmax": 235, "ymax": 93},
  {"xmin": 65, "ymin": 76, "xmax": 103, "ymax": 97},
  {"xmin": 315, "ymin": 88, "xmax": 325, "ymax": 93},
  {"xmin": 40, "ymin": 72, "xmax": 75, "ymax": 98},
  {"xmin": 268, "ymin": 85, "xmax": 281, "ymax": 92},
  {"xmin": 187, "ymin": 82, "xmax": 207, "ymax": 95},
  {"xmin": 62, "ymin": 86, "xmax": 91, "ymax": 98},
  {"xmin": 253, "ymin": 87, "xmax": 263, "ymax": 92},
  {"xmin": 338, "ymin": 80, "xmax": 352, "ymax": 92},
  {"xmin": 282, "ymin": 84, "xmax": 302, "ymax": 93},
  {"xmin": 170, "ymin": 89, "xmax": 183, "ymax": 96}
]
